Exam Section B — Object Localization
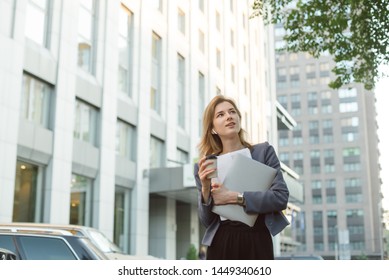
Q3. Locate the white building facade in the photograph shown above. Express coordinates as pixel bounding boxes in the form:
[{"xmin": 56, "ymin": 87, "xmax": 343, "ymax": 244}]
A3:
[{"xmin": 0, "ymin": 0, "xmax": 279, "ymax": 259}]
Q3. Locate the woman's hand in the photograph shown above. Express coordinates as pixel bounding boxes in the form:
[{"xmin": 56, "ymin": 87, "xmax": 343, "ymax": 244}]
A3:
[
  {"xmin": 197, "ymin": 156, "xmax": 216, "ymax": 203},
  {"xmin": 211, "ymin": 182, "xmax": 239, "ymax": 205}
]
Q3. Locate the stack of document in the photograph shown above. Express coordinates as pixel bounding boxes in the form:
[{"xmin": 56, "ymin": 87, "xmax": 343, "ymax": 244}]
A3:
[{"xmin": 212, "ymin": 151, "xmax": 277, "ymax": 227}]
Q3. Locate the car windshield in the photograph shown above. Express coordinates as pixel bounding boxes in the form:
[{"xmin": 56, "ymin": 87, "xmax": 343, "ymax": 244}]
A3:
[{"xmin": 86, "ymin": 229, "xmax": 122, "ymax": 253}]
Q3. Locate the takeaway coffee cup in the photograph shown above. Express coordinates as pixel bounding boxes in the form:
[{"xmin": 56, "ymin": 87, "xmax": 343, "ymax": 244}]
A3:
[{"xmin": 205, "ymin": 155, "xmax": 217, "ymax": 179}]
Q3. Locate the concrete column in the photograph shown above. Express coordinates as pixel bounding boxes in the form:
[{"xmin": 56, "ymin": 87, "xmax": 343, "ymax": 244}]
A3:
[
  {"xmin": 149, "ymin": 196, "xmax": 177, "ymax": 259},
  {"xmin": 0, "ymin": 0, "xmax": 25, "ymax": 222}
]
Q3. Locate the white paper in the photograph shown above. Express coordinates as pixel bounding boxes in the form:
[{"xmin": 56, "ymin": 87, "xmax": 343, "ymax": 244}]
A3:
[{"xmin": 215, "ymin": 148, "xmax": 251, "ymax": 183}]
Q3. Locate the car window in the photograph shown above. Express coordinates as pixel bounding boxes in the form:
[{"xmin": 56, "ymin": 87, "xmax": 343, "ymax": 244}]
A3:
[
  {"xmin": 87, "ymin": 229, "xmax": 122, "ymax": 253},
  {"xmin": 18, "ymin": 236, "xmax": 78, "ymax": 260},
  {"xmin": 0, "ymin": 235, "xmax": 18, "ymax": 258}
]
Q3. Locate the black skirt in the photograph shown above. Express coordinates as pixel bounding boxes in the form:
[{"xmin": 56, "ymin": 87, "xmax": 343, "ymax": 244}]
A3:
[{"xmin": 206, "ymin": 214, "xmax": 274, "ymax": 260}]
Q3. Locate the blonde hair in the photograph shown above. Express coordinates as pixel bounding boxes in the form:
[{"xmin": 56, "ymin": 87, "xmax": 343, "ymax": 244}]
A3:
[{"xmin": 198, "ymin": 95, "xmax": 251, "ymax": 157}]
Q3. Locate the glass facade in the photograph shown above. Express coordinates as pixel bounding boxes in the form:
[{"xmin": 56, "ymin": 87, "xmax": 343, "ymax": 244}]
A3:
[
  {"xmin": 21, "ymin": 73, "xmax": 52, "ymax": 128},
  {"xmin": 151, "ymin": 32, "xmax": 162, "ymax": 113},
  {"xmin": 70, "ymin": 174, "xmax": 93, "ymax": 226},
  {"xmin": 13, "ymin": 161, "xmax": 43, "ymax": 222},
  {"xmin": 77, "ymin": 0, "xmax": 96, "ymax": 74},
  {"xmin": 114, "ymin": 186, "xmax": 131, "ymax": 252},
  {"xmin": 25, "ymin": 0, "xmax": 48, "ymax": 46},
  {"xmin": 116, "ymin": 119, "xmax": 136, "ymax": 161},
  {"xmin": 150, "ymin": 136, "xmax": 164, "ymax": 168},
  {"xmin": 118, "ymin": 4, "xmax": 134, "ymax": 97},
  {"xmin": 73, "ymin": 99, "xmax": 98, "ymax": 146}
]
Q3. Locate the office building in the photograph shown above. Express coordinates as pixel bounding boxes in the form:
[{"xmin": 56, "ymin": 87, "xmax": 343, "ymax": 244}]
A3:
[
  {"xmin": 274, "ymin": 23, "xmax": 383, "ymax": 259},
  {"xmin": 0, "ymin": 0, "xmax": 304, "ymax": 259}
]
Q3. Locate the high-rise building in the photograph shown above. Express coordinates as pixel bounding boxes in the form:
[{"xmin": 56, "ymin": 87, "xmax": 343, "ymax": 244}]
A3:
[
  {"xmin": 274, "ymin": 22, "xmax": 383, "ymax": 259},
  {"xmin": 0, "ymin": 0, "xmax": 303, "ymax": 259}
]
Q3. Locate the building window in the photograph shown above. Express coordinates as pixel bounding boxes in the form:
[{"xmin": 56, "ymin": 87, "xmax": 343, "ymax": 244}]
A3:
[
  {"xmin": 321, "ymin": 90, "xmax": 332, "ymax": 100},
  {"xmin": 178, "ymin": 9, "xmax": 185, "ymax": 35},
  {"xmin": 278, "ymin": 95, "xmax": 288, "ymax": 109},
  {"xmin": 21, "ymin": 73, "xmax": 52, "ymax": 128},
  {"xmin": 242, "ymin": 13, "xmax": 246, "ymax": 29},
  {"xmin": 116, "ymin": 119, "xmax": 136, "ymax": 161},
  {"xmin": 346, "ymin": 209, "xmax": 364, "ymax": 218},
  {"xmin": 198, "ymin": 0, "xmax": 204, "ymax": 12},
  {"xmin": 322, "ymin": 119, "xmax": 332, "ymax": 129},
  {"xmin": 198, "ymin": 30, "xmax": 205, "ymax": 53},
  {"xmin": 339, "ymin": 88, "xmax": 357, "ymax": 98},
  {"xmin": 13, "ymin": 161, "xmax": 44, "ymax": 222},
  {"xmin": 341, "ymin": 116, "xmax": 359, "ymax": 127},
  {"xmin": 345, "ymin": 178, "xmax": 361, "ymax": 188},
  {"xmin": 177, "ymin": 54, "xmax": 185, "ymax": 128},
  {"xmin": 342, "ymin": 148, "xmax": 361, "ymax": 172},
  {"xmin": 77, "ymin": 0, "xmax": 96, "ymax": 74},
  {"xmin": 198, "ymin": 72, "xmax": 205, "ymax": 136},
  {"xmin": 343, "ymin": 147, "xmax": 360, "ymax": 157},
  {"xmin": 344, "ymin": 163, "xmax": 361, "ymax": 172},
  {"xmin": 325, "ymin": 179, "xmax": 336, "ymax": 188},
  {"xmin": 70, "ymin": 174, "xmax": 93, "ymax": 226},
  {"xmin": 342, "ymin": 131, "xmax": 358, "ymax": 142},
  {"xmin": 289, "ymin": 66, "xmax": 300, "ymax": 87},
  {"xmin": 151, "ymin": 32, "xmax": 162, "ymax": 113},
  {"xmin": 176, "ymin": 148, "xmax": 189, "ymax": 165},
  {"xmin": 275, "ymin": 26, "xmax": 285, "ymax": 37},
  {"xmin": 339, "ymin": 101, "xmax": 358, "ymax": 113},
  {"xmin": 216, "ymin": 48, "xmax": 221, "ymax": 69},
  {"xmin": 322, "ymin": 104, "xmax": 332, "ymax": 114},
  {"xmin": 345, "ymin": 193, "xmax": 362, "ymax": 203},
  {"xmin": 279, "ymin": 152, "xmax": 289, "ymax": 165},
  {"xmin": 74, "ymin": 99, "xmax": 98, "ymax": 146},
  {"xmin": 311, "ymin": 180, "xmax": 322, "ymax": 189},
  {"xmin": 327, "ymin": 210, "xmax": 337, "ymax": 251},
  {"xmin": 215, "ymin": 11, "xmax": 221, "ymax": 31},
  {"xmin": 150, "ymin": 136, "xmax": 164, "ymax": 168},
  {"xmin": 230, "ymin": 0, "xmax": 234, "ymax": 12},
  {"xmin": 118, "ymin": 5, "xmax": 134, "ymax": 97},
  {"xmin": 230, "ymin": 29, "xmax": 235, "ymax": 47},
  {"xmin": 289, "ymin": 53, "xmax": 298, "ymax": 61},
  {"xmin": 311, "ymin": 164, "xmax": 321, "ymax": 174},
  {"xmin": 326, "ymin": 194, "xmax": 336, "ymax": 203},
  {"xmin": 243, "ymin": 45, "xmax": 247, "ymax": 62},
  {"xmin": 114, "ymin": 186, "xmax": 131, "ymax": 252},
  {"xmin": 231, "ymin": 64, "xmax": 235, "ymax": 83},
  {"xmin": 279, "ymin": 136, "xmax": 289, "ymax": 147},
  {"xmin": 323, "ymin": 133, "xmax": 333, "ymax": 143},
  {"xmin": 25, "ymin": 0, "xmax": 49, "ymax": 46}
]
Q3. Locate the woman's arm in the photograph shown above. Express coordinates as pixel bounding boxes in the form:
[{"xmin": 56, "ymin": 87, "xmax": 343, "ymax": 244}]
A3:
[{"xmin": 194, "ymin": 163, "xmax": 219, "ymax": 227}]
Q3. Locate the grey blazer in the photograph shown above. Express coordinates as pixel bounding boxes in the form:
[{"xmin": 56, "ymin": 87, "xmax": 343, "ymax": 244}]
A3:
[{"xmin": 194, "ymin": 142, "xmax": 290, "ymax": 246}]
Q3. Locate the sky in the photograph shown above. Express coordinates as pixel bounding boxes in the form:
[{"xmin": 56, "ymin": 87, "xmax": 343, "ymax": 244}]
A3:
[{"xmin": 375, "ymin": 65, "xmax": 389, "ymax": 210}]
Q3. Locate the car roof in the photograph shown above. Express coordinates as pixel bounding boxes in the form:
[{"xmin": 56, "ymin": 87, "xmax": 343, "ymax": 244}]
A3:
[
  {"xmin": 0, "ymin": 222, "xmax": 123, "ymax": 254},
  {"xmin": 0, "ymin": 222, "xmax": 93, "ymax": 231},
  {"xmin": 0, "ymin": 225, "xmax": 73, "ymax": 236}
]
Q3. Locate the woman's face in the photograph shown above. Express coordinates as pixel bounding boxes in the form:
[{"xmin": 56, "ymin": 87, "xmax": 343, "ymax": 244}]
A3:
[{"xmin": 212, "ymin": 101, "xmax": 241, "ymax": 138}]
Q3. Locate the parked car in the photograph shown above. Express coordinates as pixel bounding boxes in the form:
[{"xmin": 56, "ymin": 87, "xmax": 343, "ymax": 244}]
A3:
[
  {"xmin": 0, "ymin": 223, "xmax": 157, "ymax": 260},
  {"xmin": 0, "ymin": 226, "xmax": 107, "ymax": 260},
  {"xmin": 0, "ymin": 248, "xmax": 16, "ymax": 260}
]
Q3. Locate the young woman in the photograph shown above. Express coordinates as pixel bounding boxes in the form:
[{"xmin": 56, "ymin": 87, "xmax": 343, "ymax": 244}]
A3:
[{"xmin": 194, "ymin": 95, "xmax": 289, "ymax": 260}]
